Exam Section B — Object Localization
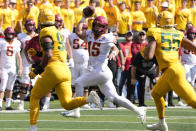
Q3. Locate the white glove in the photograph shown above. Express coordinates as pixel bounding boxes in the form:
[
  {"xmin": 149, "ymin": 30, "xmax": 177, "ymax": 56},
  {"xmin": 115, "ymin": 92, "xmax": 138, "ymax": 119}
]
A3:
[{"xmin": 68, "ymin": 58, "xmax": 74, "ymax": 68}]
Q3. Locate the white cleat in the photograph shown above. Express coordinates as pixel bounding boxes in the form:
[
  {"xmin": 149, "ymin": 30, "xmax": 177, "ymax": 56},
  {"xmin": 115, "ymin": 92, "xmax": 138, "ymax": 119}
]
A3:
[
  {"xmin": 61, "ymin": 108, "xmax": 80, "ymax": 118},
  {"xmin": 17, "ymin": 101, "xmax": 24, "ymax": 110},
  {"xmin": 138, "ymin": 107, "xmax": 147, "ymax": 124},
  {"xmin": 82, "ymin": 104, "xmax": 91, "ymax": 109},
  {"xmin": 108, "ymin": 101, "xmax": 116, "ymax": 108},
  {"xmin": 177, "ymin": 101, "xmax": 185, "ymax": 106},
  {"xmin": 29, "ymin": 125, "xmax": 37, "ymax": 131},
  {"xmin": 146, "ymin": 119, "xmax": 168, "ymax": 131},
  {"xmin": 86, "ymin": 91, "xmax": 102, "ymax": 110}
]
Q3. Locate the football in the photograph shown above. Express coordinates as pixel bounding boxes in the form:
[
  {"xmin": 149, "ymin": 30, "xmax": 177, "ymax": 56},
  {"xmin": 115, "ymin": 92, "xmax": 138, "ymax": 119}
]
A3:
[{"xmin": 83, "ymin": 6, "xmax": 95, "ymax": 17}]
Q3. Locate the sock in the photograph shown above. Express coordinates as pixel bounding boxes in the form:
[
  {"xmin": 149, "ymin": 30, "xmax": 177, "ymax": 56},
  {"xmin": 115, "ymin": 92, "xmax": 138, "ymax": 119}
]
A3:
[
  {"xmin": 45, "ymin": 97, "xmax": 50, "ymax": 107},
  {"xmin": 20, "ymin": 100, "xmax": 24, "ymax": 105},
  {"xmin": 6, "ymin": 98, "xmax": 11, "ymax": 107},
  {"xmin": 0, "ymin": 99, "xmax": 2, "ymax": 107}
]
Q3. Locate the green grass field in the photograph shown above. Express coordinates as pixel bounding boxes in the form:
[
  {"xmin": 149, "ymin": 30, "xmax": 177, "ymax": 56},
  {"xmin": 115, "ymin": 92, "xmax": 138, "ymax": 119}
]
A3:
[{"xmin": 0, "ymin": 100, "xmax": 195, "ymax": 131}]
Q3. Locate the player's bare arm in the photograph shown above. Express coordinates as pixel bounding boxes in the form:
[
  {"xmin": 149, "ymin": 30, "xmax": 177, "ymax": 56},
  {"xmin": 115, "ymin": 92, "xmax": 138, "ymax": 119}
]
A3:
[
  {"xmin": 39, "ymin": 36, "xmax": 53, "ymax": 69},
  {"xmin": 76, "ymin": 6, "xmax": 95, "ymax": 40},
  {"xmin": 16, "ymin": 52, "xmax": 22, "ymax": 76},
  {"xmin": 65, "ymin": 37, "xmax": 73, "ymax": 59},
  {"xmin": 181, "ymin": 37, "xmax": 196, "ymax": 53},
  {"xmin": 144, "ymin": 36, "xmax": 156, "ymax": 60},
  {"xmin": 108, "ymin": 45, "xmax": 119, "ymax": 60}
]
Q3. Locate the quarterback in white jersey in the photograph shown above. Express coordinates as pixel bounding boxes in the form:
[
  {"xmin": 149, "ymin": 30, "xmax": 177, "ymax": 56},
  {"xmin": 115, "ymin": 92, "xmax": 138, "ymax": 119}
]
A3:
[
  {"xmin": 182, "ymin": 26, "xmax": 196, "ymax": 86},
  {"xmin": 0, "ymin": 27, "xmax": 22, "ymax": 110},
  {"xmin": 17, "ymin": 19, "xmax": 38, "ymax": 110},
  {"xmin": 65, "ymin": 15, "xmax": 146, "ymax": 123}
]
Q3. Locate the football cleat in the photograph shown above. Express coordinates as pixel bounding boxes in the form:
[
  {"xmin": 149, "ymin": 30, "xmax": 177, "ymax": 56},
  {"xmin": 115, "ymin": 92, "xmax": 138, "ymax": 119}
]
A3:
[
  {"xmin": 29, "ymin": 125, "xmax": 37, "ymax": 131},
  {"xmin": 17, "ymin": 101, "xmax": 24, "ymax": 110},
  {"xmin": 108, "ymin": 101, "xmax": 116, "ymax": 108},
  {"xmin": 82, "ymin": 104, "xmax": 91, "ymax": 109},
  {"xmin": 61, "ymin": 108, "xmax": 80, "ymax": 118},
  {"xmin": 86, "ymin": 91, "xmax": 102, "ymax": 110},
  {"xmin": 6, "ymin": 106, "xmax": 14, "ymax": 110},
  {"xmin": 146, "ymin": 118, "xmax": 168, "ymax": 131},
  {"xmin": 138, "ymin": 107, "xmax": 147, "ymax": 124}
]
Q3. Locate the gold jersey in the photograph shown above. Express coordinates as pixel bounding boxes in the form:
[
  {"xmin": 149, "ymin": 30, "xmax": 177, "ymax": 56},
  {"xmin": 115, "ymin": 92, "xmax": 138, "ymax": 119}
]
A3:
[
  {"xmin": 40, "ymin": 26, "xmax": 67, "ymax": 63},
  {"xmin": 147, "ymin": 27, "xmax": 184, "ymax": 70}
]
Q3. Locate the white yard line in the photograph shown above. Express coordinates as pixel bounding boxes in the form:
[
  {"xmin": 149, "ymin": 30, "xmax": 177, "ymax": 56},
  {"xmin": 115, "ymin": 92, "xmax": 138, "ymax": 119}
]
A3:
[
  {"xmin": 0, "ymin": 120, "xmax": 196, "ymax": 125},
  {"xmin": 0, "ymin": 128, "xmax": 150, "ymax": 131}
]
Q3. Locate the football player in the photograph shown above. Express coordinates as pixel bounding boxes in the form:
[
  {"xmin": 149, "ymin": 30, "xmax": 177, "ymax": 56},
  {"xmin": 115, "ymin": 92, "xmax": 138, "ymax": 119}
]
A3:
[
  {"xmin": 17, "ymin": 19, "xmax": 37, "ymax": 110},
  {"xmin": 54, "ymin": 14, "xmax": 74, "ymax": 68},
  {"xmin": 0, "ymin": 27, "xmax": 22, "ymax": 111},
  {"xmin": 28, "ymin": 10, "xmax": 102, "ymax": 131},
  {"xmin": 182, "ymin": 26, "xmax": 196, "ymax": 87},
  {"xmin": 70, "ymin": 10, "xmax": 147, "ymax": 124},
  {"xmin": 144, "ymin": 11, "xmax": 196, "ymax": 131},
  {"xmin": 61, "ymin": 22, "xmax": 90, "ymax": 118}
]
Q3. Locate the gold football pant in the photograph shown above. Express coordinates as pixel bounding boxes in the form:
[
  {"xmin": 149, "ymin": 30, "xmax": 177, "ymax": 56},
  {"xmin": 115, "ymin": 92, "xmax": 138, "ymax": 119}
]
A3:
[
  {"xmin": 30, "ymin": 62, "xmax": 87, "ymax": 125},
  {"xmin": 151, "ymin": 62, "xmax": 196, "ymax": 119}
]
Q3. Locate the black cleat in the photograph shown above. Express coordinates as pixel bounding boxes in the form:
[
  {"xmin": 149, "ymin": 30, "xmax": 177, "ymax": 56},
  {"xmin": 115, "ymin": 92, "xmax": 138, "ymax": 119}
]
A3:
[{"xmin": 6, "ymin": 107, "xmax": 15, "ymax": 110}]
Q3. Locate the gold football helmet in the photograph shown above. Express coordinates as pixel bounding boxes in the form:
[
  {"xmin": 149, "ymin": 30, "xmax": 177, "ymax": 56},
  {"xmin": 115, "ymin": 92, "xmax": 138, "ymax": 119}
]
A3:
[
  {"xmin": 157, "ymin": 11, "xmax": 174, "ymax": 28},
  {"xmin": 39, "ymin": 9, "xmax": 55, "ymax": 25}
]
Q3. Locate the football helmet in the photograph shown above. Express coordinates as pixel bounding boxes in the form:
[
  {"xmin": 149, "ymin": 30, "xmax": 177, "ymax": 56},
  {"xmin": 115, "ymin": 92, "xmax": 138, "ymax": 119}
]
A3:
[
  {"xmin": 187, "ymin": 26, "xmax": 196, "ymax": 40},
  {"xmin": 92, "ymin": 16, "xmax": 108, "ymax": 38},
  {"xmin": 157, "ymin": 11, "xmax": 174, "ymax": 28},
  {"xmin": 4, "ymin": 27, "xmax": 15, "ymax": 42},
  {"xmin": 39, "ymin": 9, "xmax": 55, "ymax": 26},
  {"xmin": 25, "ymin": 19, "xmax": 35, "ymax": 33},
  {"xmin": 55, "ymin": 14, "xmax": 63, "ymax": 29}
]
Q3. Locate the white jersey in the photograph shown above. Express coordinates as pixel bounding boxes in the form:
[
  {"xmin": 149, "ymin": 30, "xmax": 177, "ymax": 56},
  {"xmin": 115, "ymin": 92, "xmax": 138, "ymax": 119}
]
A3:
[
  {"xmin": 181, "ymin": 41, "xmax": 196, "ymax": 65},
  {"xmin": 60, "ymin": 28, "xmax": 70, "ymax": 39},
  {"xmin": 17, "ymin": 33, "xmax": 33, "ymax": 67},
  {"xmin": 86, "ymin": 31, "xmax": 115, "ymax": 71},
  {"xmin": 0, "ymin": 38, "xmax": 21, "ymax": 69},
  {"xmin": 69, "ymin": 33, "xmax": 89, "ymax": 64}
]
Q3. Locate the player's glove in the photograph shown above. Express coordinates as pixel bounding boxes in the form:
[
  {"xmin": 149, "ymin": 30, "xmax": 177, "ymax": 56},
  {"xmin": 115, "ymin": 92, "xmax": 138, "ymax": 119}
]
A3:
[
  {"xmin": 29, "ymin": 65, "xmax": 44, "ymax": 79},
  {"xmin": 27, "ymin": 48, "xmax": 37, "ymax": 56},
  {"xmin": 68, "ymin": 58, "xmax": 74, "ymax": 68},
  {"xmin": 29, "ymin": 68, "xmax": 37, "ymax": 79}
]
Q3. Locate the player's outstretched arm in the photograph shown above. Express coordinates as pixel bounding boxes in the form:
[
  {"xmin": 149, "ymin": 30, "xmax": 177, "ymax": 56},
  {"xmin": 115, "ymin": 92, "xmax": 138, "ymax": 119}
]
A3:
[
  {"xmin": 76, "ymin": 6, "xmax": 95, "ymax": 40},
  {"xmin": 144, "ymin": 36, "xmax": 156, "ymax": 60},
  {"xmin": 181, "ymin": 37, "xmax": 196, "ymax": 53}
]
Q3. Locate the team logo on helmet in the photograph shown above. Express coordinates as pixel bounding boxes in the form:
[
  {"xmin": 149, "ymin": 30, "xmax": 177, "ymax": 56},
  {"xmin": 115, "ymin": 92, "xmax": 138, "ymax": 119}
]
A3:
[{"xmin": 4, "ymin": 27, "xmax": 15, "ymax": 42}]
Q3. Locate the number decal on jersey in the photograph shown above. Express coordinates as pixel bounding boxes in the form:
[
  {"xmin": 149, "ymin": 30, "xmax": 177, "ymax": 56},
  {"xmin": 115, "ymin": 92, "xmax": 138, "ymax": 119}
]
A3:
[
  {"xmin": 88, "ymin": 41, "xmax": 100, "ymax": 56},
  {"xmin": 6, "ymin": 46, "xmax": 13, "ymax": 56},
  {"xmin": 73, "ymin": 39, "xmax": 87, "ymax": 49},
  {"xmin": 161, "ymin": 33, "xmax": 180, "ymax": 51},
  {"xmin": 57, "ymin": 32, "xmax": 65, "ymax": 51}
]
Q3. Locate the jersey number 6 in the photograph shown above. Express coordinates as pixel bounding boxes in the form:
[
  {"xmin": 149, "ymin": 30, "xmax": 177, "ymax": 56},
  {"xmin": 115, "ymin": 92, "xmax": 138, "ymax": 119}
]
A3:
[{"xmin": 88, "ymin": 41, "xmax": 100, "ymax": 56}]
